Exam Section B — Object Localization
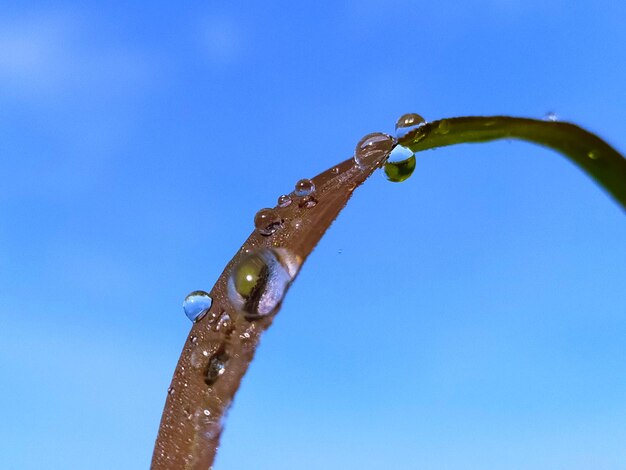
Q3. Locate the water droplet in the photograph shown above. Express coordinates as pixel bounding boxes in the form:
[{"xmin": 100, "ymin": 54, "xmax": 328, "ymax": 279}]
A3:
[
  {"xmin": 544, "ymin": 111, "xmax": 558, "ymax": 122},
  {"xmin": 395, "ymin": 113, "xmax": 426, "ymax": 139},
  {"xmin": 277, "ymin": 194, "xmax": 292, "ymax": 207},
  {"xmin": 227, "ymin": 247, "xmax": 300, "ymax": 319},
  {"xmin": 354, "ymin": 132, "xmax": 394, "ymax": 168},
  {"xmin": 588, "ymin": 150, "xmax": 599, "ymax": 160},
  {"xmin": 298, "ymin": 195, "xmax": 318, "ymax": 208},
  {"xmin": 183, "ymin": 291, "xmax": 213, "ymax": 322},
  {"xmin": 331, "ymin": 167, "xmax": 340, "ymax": 175},
  {"xmin": 294, "ymin": 178, "xmax": 315, "ymax": 196},
  {"xmin": 254, "ymin": 208, "xmax": 283, "ymax": 236},
  {"xmin": 167, "ymin": 386, "xmax": 175, "ymax": 395},
  {"xmin": 214, "ymin": 311, "xmax": 232, "ymax": 332},
  {"xmin": 384, "ymin": 145, "xmax": 416, "ymax": 183},
  {"xmin": 189, "ymin": 335, "xmax": 198, "ymax": 345},
  {"xmin": 205, "ymin": 350, "xmax": 229, "ymax": 385},
  {"xmin": 435, "ymin": 120, "xmax": 450, "ymax": 135}
]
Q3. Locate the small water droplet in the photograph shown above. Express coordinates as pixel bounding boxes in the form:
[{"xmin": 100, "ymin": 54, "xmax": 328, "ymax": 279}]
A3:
[
  {"xmin": 214, "ymin": 311, "xmax": 232, "ymax": 332},
  {"xmin": 298, "ymin": 195, "xmax": 318, "ymax": 208},
  {"xmin": 294, "ymin": 178, "xmax": 315, "ymax": 196},
  {"xmin": 277, "ymin": 194, "xmax": 292, "ymax": 207},
  {"xmin": 183, "ymin": 291, "xmax": 213, "ymax": 322},
  {"xmin": 227, "ymin": 247, "xmax": 300, "ymax": 319},
  {"xmin": 588, "ymin": 150, "xmax": 599, "ymax": 160},
  {"xmin": 384, "ymin": 145, "xmax": 416, "ymax": 183},
  {"xmin": 254, "ymin": 208, "xmax": 283, "ymax": 236},
  {"xmin": 167, "ymin": 386, "xmax": 175, "ymax": 395},
  {"xmin": 189, "ymin": 335, "xmax": 198, "ymax": 345},
  {"xmin": 544, "ymin": 111, "xmax": 558, "ymax": 122},
  {"xmin": 395, "ymin": 113, "xmax": 426, "ymax": 139},
  {"xmin": 354, "ymin": 132, "xmax": 394, "ymax": 168},
  {"xmin": 435, "ymin": 120, "xmax": 450, "ymax": 135},
  {"xmin": 205, "ymin": 350, "xmax": 229, "ymax": 385},
  {"xmin": 331, "ymin": 167, "xmax": 340, "ymax": 174},
  {"xmin": 291, "ymin": 218, "xmax": 302, "ymax": 230}
]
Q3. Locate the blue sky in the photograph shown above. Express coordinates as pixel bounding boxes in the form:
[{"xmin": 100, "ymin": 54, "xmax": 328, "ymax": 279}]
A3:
[{"xmin": 1, "ymin": 1, "xmax": 625, "ymax": 469}]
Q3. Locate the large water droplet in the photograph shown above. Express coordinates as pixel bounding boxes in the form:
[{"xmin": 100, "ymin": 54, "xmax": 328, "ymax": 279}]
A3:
[
  {"xmin": 227, "ymin": 247, "xmax": 300, "ymax": 320},
  {"xmin": 294, "ymin": 178, "xmax": 315, "ymax": 197},
  {"xmin": 254, "ymin": 208, "xmax": 283, "ymax": 236},
  {"xmin": 395, "ymin": 113, "xmax": 426, "ymax": 139},
  {"xmin": 183, "ymin": 291, "xmax": 213, "ymax": 322},
  {"xmin": 205, "ymin": 350, "xmax": 229, "ymax": 385},
  {"xmin": 384, "ymin": 144, "xmax": 416, "ymax": 183},
  {"xmin": 354, "ymin": 132, "xmax": 394, "ymax": 168}
]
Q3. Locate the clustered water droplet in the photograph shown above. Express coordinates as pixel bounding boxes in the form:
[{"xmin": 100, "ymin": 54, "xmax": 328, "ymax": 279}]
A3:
[
  {"xmin": 227, "ymin": 247, "xmax": 299, "ymax": 320},
  {"xmin": 205, "ymin": 350, "xmax": 229, "ymax": 385},
  {"xmin": 298, "ymin": 195, "xmax": 318, "ymax": 208},
  {"xmin": 294, "ymin": 178, "xmax": 315, "ymax": 196},
  {"xmin": 395, "ymin": 113, "xmax": 426, "ymax": 139},
  {"xmin": 183, "ymin": 291, "xmax": 213, "ymax": 322},
  {"xmin": 277, "ymin": 194, "xmax": 292, "ymax": 207},
  {"xmin": 354, "ymin": 132, "xmax": 394, "ymax": 168},
  {"xmin": 384, "ymin": 144, "xmax": 416, "ymax": 183},
  {"xmin": 254, "ymin": 207, "xmax": 283, "ymax": 236}
]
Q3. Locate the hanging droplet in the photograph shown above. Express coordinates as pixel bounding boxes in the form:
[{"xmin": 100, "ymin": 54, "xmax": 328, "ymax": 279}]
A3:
[
  {"xmin": 384, "ymin": 144, "xmax": 416, "ymax": 183},
  {"xmin": 544, "ymin": 111, "xmax": 558, "ymax": 122},
  {"xmin": 254, "ymin": 208, "xmax": 283, "ymax": 236},
  {"xmin": 395, "ymin": 113, "xmax": 426, "ymax": 139},
  {"xmin": 205, "ymin": 350, "xmax": 229, "ymax": 385},
  {"xmin": 354, "ymin": 132, "xmax": 394, "ymax": 168},
  {"xmin": 183, "ymin": 291, "xmax": 213, "ymax": 322},
  {"xmin": 227, "ymin": 247, "xmax": 300, "ymax": 320},
  {"xmin": 294, "ymin": 178, "xmax": 315, "ymax": 196},
  {"xmin": 277, "ymin": 194, "xmax": 292, "ymax": 207}
]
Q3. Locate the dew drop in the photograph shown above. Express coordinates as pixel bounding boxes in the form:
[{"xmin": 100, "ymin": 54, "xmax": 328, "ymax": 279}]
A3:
[
  {"xmin": 167, "ymin": 386, "xmax": 175, "ymax": 395},
  {"xmin": 214, "ymin": 311, "xmax": 232, "ymax": 332},
  {"xmin": 294, "ymin": 178, "xmax": 315, "ymax": 196},
  {"xmin": 277, "ymin": 194, "xmax": 292, "ymax": 207},
  {"xmin": 298, "ymin": 195, "xmax": 318, "ymax": 208},
  {"xmin": 189, "ymin": 335, "xmax": 198, "ymax": 345},
  {"xmin": 384, "ymin": 144, "xmax": 416, "ymax": 183},
  {"xmin": 354, "ymin": 132, "xmax": 394, "ymax": 168},
  {"xmin": 205, "ymin": 350, "xmax": 229, "ymax": 385},
  {"xmin": 544, "ymin": 111, "xmax": 558, "ymax": 122},
  {"xmin": 395, "ymin": 113, "xmax": 426, "ymax": 140},
  {"xmin": 588, "ymin": 150, "xmax": 599, "ymax": 160},
  {"xmin": 254, "ymin": 207, "xmax": 283, "ymax": 236},
  {"xmin": 331, "ymin": 167, "xmax": 340, "ymax": 175},
  {"xmin": 183, "ymin": 291, "xmax": 213, "ymax": 322},
  {"xmin": 227, "ymin": 247, "xmax": 300, "ymax": 320},
  {"xmin": 435, "ymin": 120, "xmax": 450, "ymax": 135}
]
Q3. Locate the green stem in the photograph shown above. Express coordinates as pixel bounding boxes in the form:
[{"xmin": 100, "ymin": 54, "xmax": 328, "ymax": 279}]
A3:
[{"xmin": 403, "ymin": 117, "xmax": 626, "ymax": 210}]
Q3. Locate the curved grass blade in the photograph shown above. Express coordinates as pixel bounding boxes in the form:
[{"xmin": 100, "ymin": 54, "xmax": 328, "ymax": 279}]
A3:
[
  {"xmin": 152, "ymin": 116, "xmax": 625, "ymax": 469},
  {"xmin": 404, "ymin": 116, "xmax": 626, "ymax": 210}
]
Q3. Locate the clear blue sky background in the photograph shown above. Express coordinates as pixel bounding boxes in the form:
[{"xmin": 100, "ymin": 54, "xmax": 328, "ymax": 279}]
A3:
[{"xmin": 1, "ymin": 2, "xmax": 626, "ymax": 469}]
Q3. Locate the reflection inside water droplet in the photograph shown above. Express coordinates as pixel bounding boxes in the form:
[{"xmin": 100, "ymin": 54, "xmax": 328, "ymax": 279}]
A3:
[
  {"xmin": 227, "ymin": 247, "xmax": 299, "ymax": 319},
  {"xmin": 183, "ymin": 291, "xmax": 213, "ymax": 322},
  {"xmin": 544, "ymin": 111, "xmax": 558, "ymax": 122},
  {"xmin": 384, "ymin": 144, "xmax": 416, "ymax": 183},
  {"xmin": 354, "ymin": 132, "xmax": 394, "ymax": 168},
  {"xmin": 205, "ymin": 350, "xmax": 229, "ymax": 385}
]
